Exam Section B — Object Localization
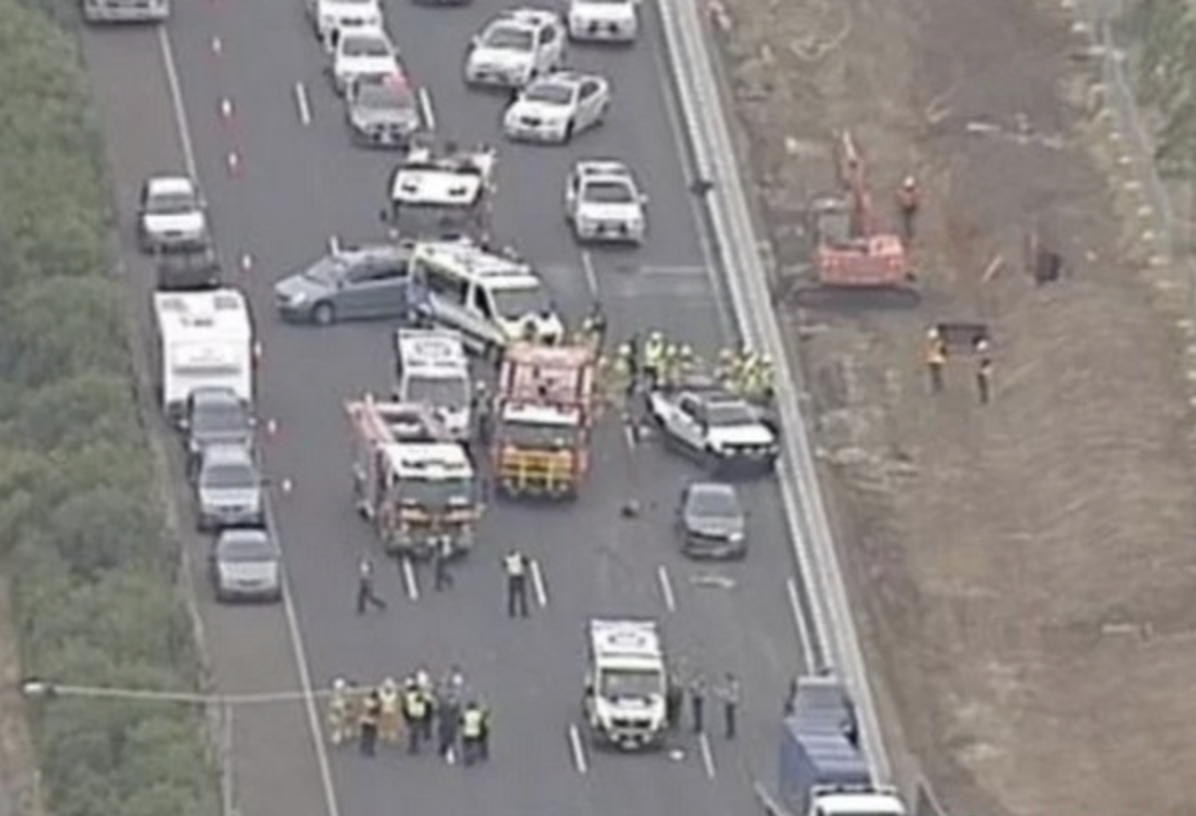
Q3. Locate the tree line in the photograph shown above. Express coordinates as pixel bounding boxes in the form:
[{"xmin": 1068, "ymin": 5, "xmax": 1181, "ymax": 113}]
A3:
[
  {"xmin": 1122, "ymin": 0, "xmax": 1196, "ymax": 177},
  {"xmin": 0, "ymin": 2, "xmax": 218, "ymax": 816}
]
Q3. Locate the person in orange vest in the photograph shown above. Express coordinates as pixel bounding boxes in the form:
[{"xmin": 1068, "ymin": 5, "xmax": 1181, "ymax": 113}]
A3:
[
  {"xmin": 925, "ymin": 327, "xmax": 947, "ymax": 394},
  {"xmin": 896, "ymin": 176, "xmax": 921, "ymax": 245}
]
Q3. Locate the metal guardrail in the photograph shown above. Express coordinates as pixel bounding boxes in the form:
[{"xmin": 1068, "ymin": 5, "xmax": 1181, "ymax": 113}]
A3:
[{"xmin": 656, "ymin": 0, "xmax": 893, "ymax": 787}]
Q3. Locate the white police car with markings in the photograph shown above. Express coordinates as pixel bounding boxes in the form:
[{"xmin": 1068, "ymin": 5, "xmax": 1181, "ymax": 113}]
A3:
[
  {"xmin": 502, "ymin": 71, "xmax": 610, "ymax": 144},
  {"xmin": 464, "ymin": 9, "xmax": 566, "ymax": 89},
  {"xmin": 567, "ymin": 0, "xmax": 638, "ymax": 43},
  {"xmin": 565, "ymin": 159, "xmax": 647, "ymax": 244}
]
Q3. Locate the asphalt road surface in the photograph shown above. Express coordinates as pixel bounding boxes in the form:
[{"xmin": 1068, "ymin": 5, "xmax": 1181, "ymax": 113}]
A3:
[{"xmin": 80, "ymin": 0, "xmax": 807, "ymax": 814}]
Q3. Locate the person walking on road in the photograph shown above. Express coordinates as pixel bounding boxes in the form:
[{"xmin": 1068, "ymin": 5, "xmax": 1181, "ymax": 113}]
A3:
[
  {"xmin": 356, "ymin": 557, "xmax": 386, "ymax": 614},
  {"xmin": 895, "ymin": 176, "xmax": 921, "ymax": 245},
  {"xmin": 504, "ymin": 550, "xmax": 530, "ymax": 618},
  {"xmin": 721, "ymin": 673, "xmax": 740, "ymax": 740},
  {"xmin": 433, "ymin": 537, "xmax": 454, "ymax": 592},
  {"xmin": 690, "ymin": 674, "xmax": 706, "ymax": 734}
]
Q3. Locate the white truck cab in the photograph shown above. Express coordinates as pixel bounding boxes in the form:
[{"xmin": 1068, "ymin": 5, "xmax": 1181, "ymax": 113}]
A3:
[
  {"xmin": 394, "ymin": 328, "xmax": 473, "ymax": 440},
  {"xmin": 152, "ymin": 288, "xmax": 254, "ymax": 424},
  {"xmin": 583, "ymin": 618, "xmax": 669, "ymax": 750}
]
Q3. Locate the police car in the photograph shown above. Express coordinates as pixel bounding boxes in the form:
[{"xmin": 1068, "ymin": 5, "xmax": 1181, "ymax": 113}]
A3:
[
  {"xmin": 394, "ymin": 328, "xmax": 473, "ymax": 440},
  {"xmin": 330, "ymin": 27, "xmax": 402, "ymax": 95},
  {"xmin": 647, "ymin": 377, "xmax": 778, "ymax": 477},
  {"xmin": 464, "ymin": 9, "xmax": 566, "ymax": 89},
  {"xmin": 564, "ymin": 160, "xmax": 647, "ymax": 244},
  {"xmin": 409, "ymin": 241, "xmax": 565, "ymax": 359},
  {"xmin": 307, "ymin": 0, "xmax": 383, "ymax": 49},
  {"xmin": 567, "ymin": 0, "xmax": 638, "ymax": 43},
  {"xmin": 502, "ymin": 71, "xmax": 610, "ymax": 144}
]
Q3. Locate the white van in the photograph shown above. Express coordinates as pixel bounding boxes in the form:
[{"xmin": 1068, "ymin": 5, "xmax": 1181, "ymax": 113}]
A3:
[
  {"xmin": 394, "ymin": 328, "xmax": 473, "ymax": 440},
  {"xmin": 409, "ymin": 241, "xmax": 565, "ymax": 358}
]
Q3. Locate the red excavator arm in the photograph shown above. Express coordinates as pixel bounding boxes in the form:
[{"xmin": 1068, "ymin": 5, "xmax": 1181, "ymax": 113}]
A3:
[{"xmin": 837, "ymin": 130, "xmax": 876, "ymax": 239}]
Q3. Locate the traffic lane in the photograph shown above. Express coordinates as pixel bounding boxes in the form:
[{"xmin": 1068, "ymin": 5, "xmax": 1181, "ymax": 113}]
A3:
[
  {"xmin": 79, "ymin": 23, "xmax": 331, "ymax": 816},
  {"xmin": 384, "ymin": 1, "xmax": 706, "ymax": 271},
  {"xmin": 592, "ymin": 430, "xmax": 801, "ymax": 782},
  {"xmin": 167, "ymin": 0, "xmax": 400, "ymax": 295}
]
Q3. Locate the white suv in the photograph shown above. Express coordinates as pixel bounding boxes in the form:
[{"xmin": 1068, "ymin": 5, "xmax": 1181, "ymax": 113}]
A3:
[
  {"xmin": 565, "ymin": 160, "xmax": 647, "ymax": 244},
  {"xmin": 568, "ymin": 0, "xmax": 637, "ymax": 43}
]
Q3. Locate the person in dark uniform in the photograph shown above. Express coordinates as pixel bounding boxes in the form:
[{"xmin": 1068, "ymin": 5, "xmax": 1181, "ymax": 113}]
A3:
[
  {"xmin": 437, "ymin": 693, "xmax": 461, "ymax": 763},
  {"xmin": 358, "ymin": 689, "xmax": 381, "ymax": 757},
  {"xmin": 433, "ymin": 536, "xmax": 454, "ymax": 591},
  {"xmin": 689, "ymin": 675, "xmax": 706, "ymax": 734},
  {"xmin": 356, "ymin": 557, "xmax": 386, "ymax": 614},
  {"xmin": 403, "ymin": 679, "xmax": 430, "ymax": 755},
  {"xmin": 504, "ymin": 550, "xmax": 530, "ymax": 618}
]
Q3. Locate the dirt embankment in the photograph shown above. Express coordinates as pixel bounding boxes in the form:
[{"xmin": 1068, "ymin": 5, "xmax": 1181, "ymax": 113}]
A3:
[{"xmin": 713, "ymin": 0, "xmax": 1196, "ymax": 813}]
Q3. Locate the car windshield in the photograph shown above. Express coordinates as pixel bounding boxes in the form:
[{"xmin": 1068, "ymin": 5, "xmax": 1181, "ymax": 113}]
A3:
[
  {"xmin": 705, "ymin": 401, "xmax": 758, "ymax": 428},
  {"xmin": 484, "ymin": 24, "xmax": 534, "ymax": 51},
  {"xmin": 500, "ymin": 420, "xmax": 578, "ymax": 450},
  {"xmin": 201, "ymin": 461, "xmax": 257, "ymax": 490},
  {"xmin": 147, "ymin": 190, "xmax": 197, "ymax": 214},
  {"xmin": 357, "ymin": 82, "xmax": 414, "ymax": 110},
  {"xmin": 523, "ymin": 83, "xmax": 573, "ymax": 106},
  {"xmin": 302, "ymin": 256, "xmax": 348, "ymax": 284},
  {"xmin": 342, "ymin": 35, "xmax": 390, "ymax": 57},
  {"xmin": 689, "ymin": 486, "xmax": 741, "ymax": 519},
  {"xmin": 599, "ymin": 668, "xmax": 663, "ymax": 699},
  {"xmin": 218, "ymin": 535, "xmax": 275, "ymax": 563},
  {"xmin": 583, "ymin": 180, "xmax": 635, "ymax": 204},
  {"xmin": 194, "ymin": 401, "xmax": 248, "ymax": 434},
  {"xmin": 397, "ymin": 477, "xmax": 474, "ymax": 509},
  {"xmin": 395, "ymin": 203, "xmax": 479, "ymax": 239},
  {"xmin": 492, "ymin": 284, "xmax": 550, "ymax": 320},
  {"xmin": 580, "ymin": 0, "xmax": 631, "ymax": 5},
  {"xmin": 405, "ymin": 376, "xmax": 469, "ymax": 410}
]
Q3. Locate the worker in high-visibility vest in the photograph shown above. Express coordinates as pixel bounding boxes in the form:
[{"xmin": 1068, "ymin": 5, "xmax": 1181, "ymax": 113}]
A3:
[
  {"xmin": 757, "ymin": 353, "xmax": 776, "ymax": 402},
  {"xmin": 378, "ymin": 677, "xmax": 402, "ymax": 745},
  {"xmin": 460, "ymin": 701, "xmax": 488, "ymax": 766},
  {"xmin": 328, "ymin": 678, "xmax": 353, "ymax": 746},
  {"xmin": 660, "ymin": 343, "xmax": 680, "ymax": 388},
  {"xmin": 642, "ymin": 332, "xmax": 665, "ymax": 386},
  {"xmin": 716, "ymin": 348, "xmax": 738, "ymax": 387}
]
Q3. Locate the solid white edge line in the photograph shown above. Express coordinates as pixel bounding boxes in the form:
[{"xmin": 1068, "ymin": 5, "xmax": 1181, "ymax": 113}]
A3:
[
  {"xmin": 401, "ymin": 557, "xmax": 420, "ymax": 602},
  {"xmin": 156, "ymin": 27, "xmax": 198, "ymax": 180},
  {"xmin": 698, "ymin": 732, "xmax": 716, "ymax": 779},
  {"xmin": 418, "ymin": 86, "xmax": 436, "ymax": 131},
  {"xmin": 530, "ymin": 558, "xmax": 549, "ymax": 607},
  {"xmin": 657, "ymin": 565, "xmax": 676, "ymax": 612},
  {"xmin": 567, "ymin": 723, "xmax": 589, "ymax": 774},
  {"xmin": 158, "ymin": 24, "xmax": 342, "ymax": 816},
  {"xmin": 786, "ymin": 577, "xmax": 815, "ymax": 669},
  {"xmin": 580, "ymin": 249, "xmax": 599, "ymax": 299},
  {"xmin": 295, "ymin": 81, "xmax": 313, "ymax": 126}
]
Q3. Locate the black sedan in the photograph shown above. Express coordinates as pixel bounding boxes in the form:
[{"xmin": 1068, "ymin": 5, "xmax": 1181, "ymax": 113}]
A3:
[{"xmin": 675, "ymin": 481, "xmax": 747, "ymax": 560}]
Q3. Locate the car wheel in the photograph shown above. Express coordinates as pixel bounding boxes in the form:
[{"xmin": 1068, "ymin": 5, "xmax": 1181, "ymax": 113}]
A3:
[{"xmin": 312, "ymin": 302, "xmax": 336, "ymax": 326}]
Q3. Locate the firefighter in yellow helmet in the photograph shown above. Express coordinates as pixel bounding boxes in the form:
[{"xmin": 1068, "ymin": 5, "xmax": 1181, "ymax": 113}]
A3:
[
  {"xmin": 608, "ymin": 342, "xmax": 633, "ymax": 402},
  {"xmin": 642, "ymin": 331, "xmax": 665, "ymax": 387},
  {"xmin": 716, "ymin": 348, "xmax": 737, "ymax": 387},
  {"xmin": 677, "ymin": 345, "xmax": 696, "ymax": 382},
  {"xmin": 328, "ymin": 677, "xmax": 353, "ymax": 746},
  {"xmin": 757, "ymin": 353, "xmax": 776, "ymax": 402}
]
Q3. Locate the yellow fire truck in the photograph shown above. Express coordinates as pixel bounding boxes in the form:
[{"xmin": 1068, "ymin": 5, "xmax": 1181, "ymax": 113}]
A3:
[
  {"xmin": 345, "ymin": 394, "xmax": 483, "ymax": 558},
  {"xmin": 492, "ymin": 343, "xmax": 598, "ymax": 499}
]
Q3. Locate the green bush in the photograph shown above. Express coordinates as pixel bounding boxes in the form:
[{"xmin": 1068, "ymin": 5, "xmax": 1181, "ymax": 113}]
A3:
[{"xmin": 0, "ymin": 1, "xmax": 219, "ymax": 816}]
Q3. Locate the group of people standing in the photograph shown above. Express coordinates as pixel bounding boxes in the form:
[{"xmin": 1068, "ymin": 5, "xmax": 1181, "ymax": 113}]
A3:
[{"xmin": 327, "ymin": 667, "xmax": 492, "ymax": 767}]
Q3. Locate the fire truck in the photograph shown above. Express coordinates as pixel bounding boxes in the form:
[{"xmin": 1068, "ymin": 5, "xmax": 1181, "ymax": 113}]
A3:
[
  {"xmin": 345, "ymin": 393, "xmax": 483, "ymax": 558},
  {"xmin": 492, "ymin": 343, "xmax": 598, "ymax": 499}
]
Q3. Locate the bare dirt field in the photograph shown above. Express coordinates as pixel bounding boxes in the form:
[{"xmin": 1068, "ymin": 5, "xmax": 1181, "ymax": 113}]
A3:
[{"xmin": 712, "ymin": 0, "xmax": 1196, "ymax": 814}]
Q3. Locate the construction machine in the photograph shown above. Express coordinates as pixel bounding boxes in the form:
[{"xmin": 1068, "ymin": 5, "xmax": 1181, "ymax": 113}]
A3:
[
  {"xmin": 492, "ymin": 342, "xmax": 599, "ymax": 499},
  {"xmin": 345, "ymin": 394, "xmax": 483, "ymax": 559},
  {"xmin": 785, "ymin": 131, "xmax": 917, "ymax": 308}
]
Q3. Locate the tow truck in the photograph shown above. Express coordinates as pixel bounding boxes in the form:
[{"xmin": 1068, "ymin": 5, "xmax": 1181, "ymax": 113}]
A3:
[
  {"xmin": 781, "ymin": 131, "xmax": 917, "ymax": 308},
  {"xmin": 492, "ymin": 342, "xmax": 598, "ymax": 499},
  {"xmin": 345, "ymin": 393, "xmax": 483, "ymax": 559}
]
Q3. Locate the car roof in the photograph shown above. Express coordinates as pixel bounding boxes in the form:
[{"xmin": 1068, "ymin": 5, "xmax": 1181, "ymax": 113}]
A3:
[
  {"xmin": 339, "ymin": 27, "xmax": 391, "ymax": 45},
  {"xmin": 536, "ymin": 70, "xmax": 594, "ymax": 89},
  {"xmin": 218, "ymin": 527, "xmax": 273, "ymax": 545},
  {"xmin": 146, "ymin": 176, "xmax": 196, "ymax": 196},
  {"xmin": 202, "ymin": 444, "xmax": 255, "ymax": 467},
  {"xmin": 330, "ymin": 243, "xmax": 411, "ymax": 266},
  {"xmin": 493, "ymin": 8, "xmax": 558, "ymax": 28},
  {"xmin": 577, "ymin": 159, "xmax": 632, "ymax": 178}
]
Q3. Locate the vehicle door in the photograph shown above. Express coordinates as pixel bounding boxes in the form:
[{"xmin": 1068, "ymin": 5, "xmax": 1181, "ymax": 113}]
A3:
[
  {"xmin": 417, "ymin": 260, "xmax": 473, "ymax": 335},
  {"xmin": 335, "ymin": 258, "xmax": 380, "ymax": 319},
  {"xmin": 564, "ymin": 170, "xmax": 580, "ymax": 218},
  {"xmin": 536, "ymin": 23, "xmax": 561, "ymax": 72},
  {"xmin": 673, "ymin": 395, "xmax": 706, "ymax": 450},
  {"xmin": 577, "ymin": 80, "xmax": 603, "ymax": 127},
  {"xmin": 366, "ymin": 254, "xmax": 412, "ymax": 317},
  {"xmin": 466, "ymin": 283, "xmax": 506, "ymax": 349}
]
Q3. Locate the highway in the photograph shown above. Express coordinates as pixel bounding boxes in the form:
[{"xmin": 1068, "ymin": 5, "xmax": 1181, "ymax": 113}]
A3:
[{"xmin": 80, "ymin": 0, "xmax": 808, "ymax": 814}]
